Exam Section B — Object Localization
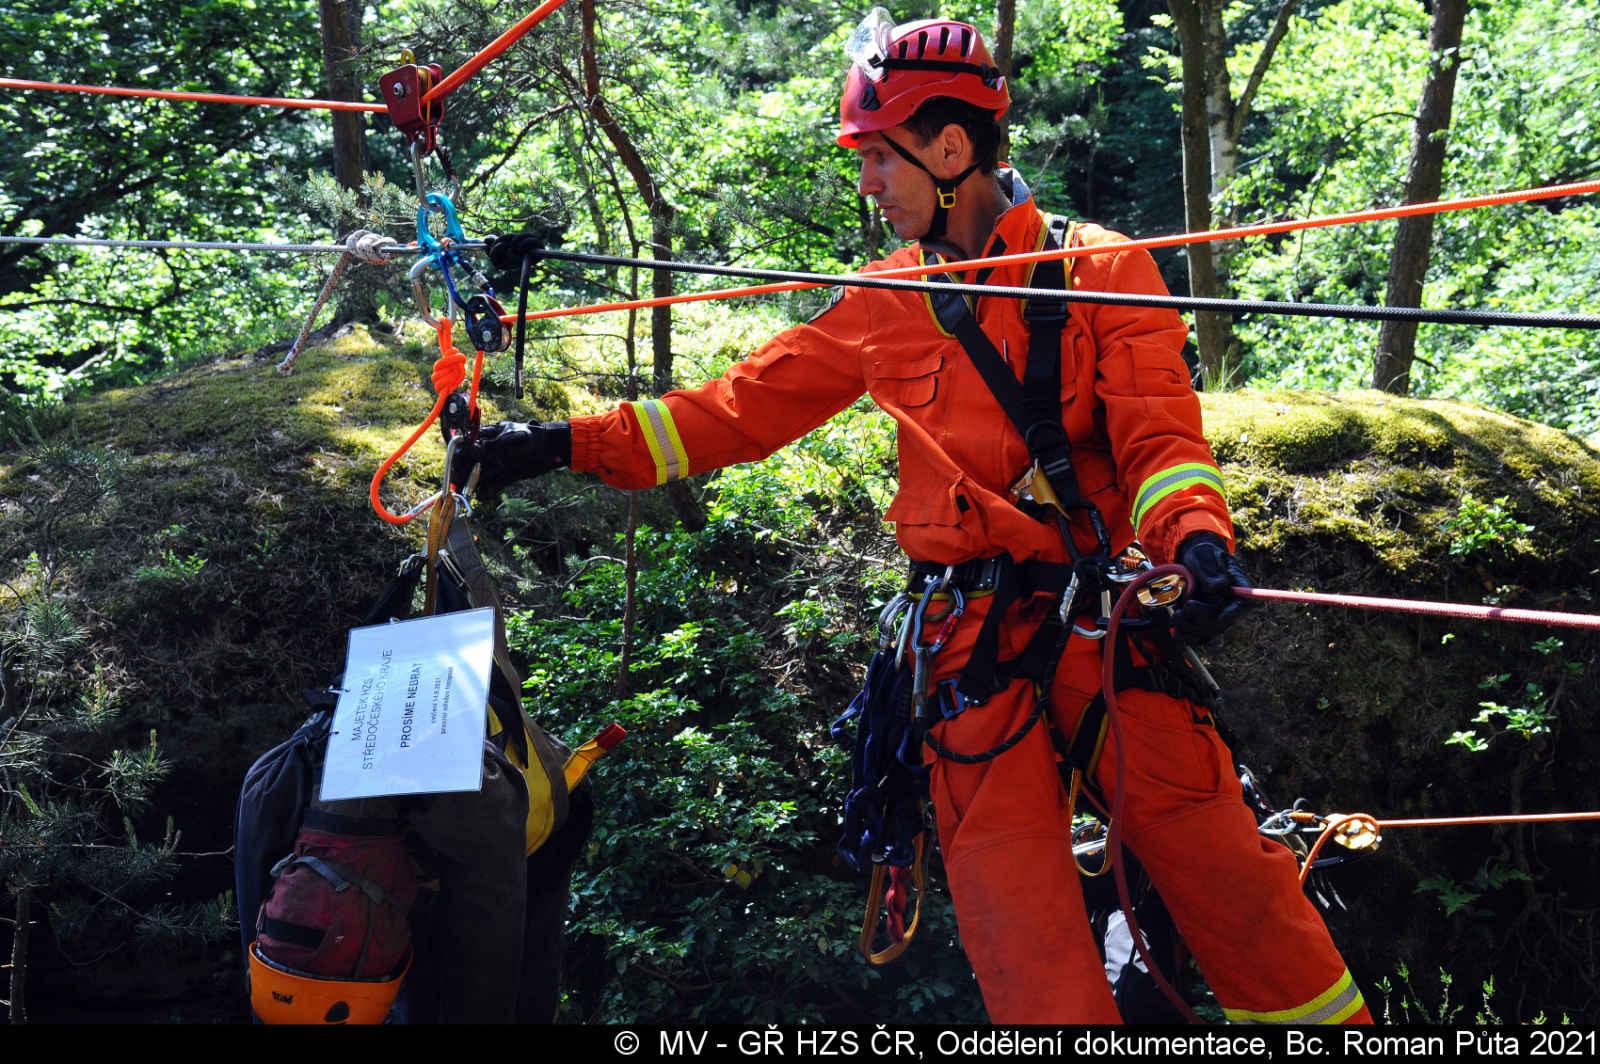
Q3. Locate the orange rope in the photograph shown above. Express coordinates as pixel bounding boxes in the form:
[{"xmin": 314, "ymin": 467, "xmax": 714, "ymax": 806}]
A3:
[
  {"xmin": 0, "ymin": 76, "xmax": 384, "ymax": 112},
  {"xmin": 500, "ymin": 178, "xmax": 1600, "ymax": 324},
  {"xmin": 1298, "ymin": 810, "xmax": 1600, "ymax": 888},
  {"xmin": 1381, "ymin": 811, "xmax": 1600, "ymax": 829},
  {"xmin": 369, "ymin": 318, "xmax": 476, "ymax": 525},
  {"xmin": 422, "ymin": 0, "xmax": 573, "ymax": 105},
  {"xmin": 1300, "ymin": 814, "xmax": 1380, "ymax": 888}
]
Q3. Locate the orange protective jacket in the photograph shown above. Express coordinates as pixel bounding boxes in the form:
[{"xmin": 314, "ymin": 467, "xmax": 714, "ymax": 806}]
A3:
[{"xmin": 569, "ymin": 172, "xmax": 1232, "ymax": 566}]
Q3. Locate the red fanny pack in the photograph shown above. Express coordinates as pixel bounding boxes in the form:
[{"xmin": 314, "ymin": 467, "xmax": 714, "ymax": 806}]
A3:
[{"xmin": 255, "ymin": 813, "xmax": 417, "ymax": 981}]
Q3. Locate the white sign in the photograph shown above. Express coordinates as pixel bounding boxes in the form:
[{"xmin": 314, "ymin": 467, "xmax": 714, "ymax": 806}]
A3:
[{"xmin": 319, "ymin": 607, "xmax": 496, "ymax": 801}]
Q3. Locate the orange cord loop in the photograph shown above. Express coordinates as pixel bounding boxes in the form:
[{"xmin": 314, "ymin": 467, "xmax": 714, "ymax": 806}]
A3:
[
  {"xmin": 369, "ymin": 318, "xmax": 481, "ymax": 526},
  {"xmin": 1299, "ymin": 814, "xmax": 1382, "ymax": 888}
]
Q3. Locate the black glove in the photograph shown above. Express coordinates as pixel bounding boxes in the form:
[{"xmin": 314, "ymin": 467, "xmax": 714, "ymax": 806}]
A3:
[
  {"xmin": 484, "ymin": 233, "xmax": 545, "ymax": 273},
  {"xmin": 468, "ymin": 420, "xmax": 572, "ymax": 499},
  {"xmin": 1172, "ymin": 532, "xmax": 1256, "ymax": 646}
]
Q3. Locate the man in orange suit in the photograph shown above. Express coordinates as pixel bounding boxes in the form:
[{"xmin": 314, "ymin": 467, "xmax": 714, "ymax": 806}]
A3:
[{"xmin": 474, "ymin": 13, "xmax": 1368, "ymax": 1025}]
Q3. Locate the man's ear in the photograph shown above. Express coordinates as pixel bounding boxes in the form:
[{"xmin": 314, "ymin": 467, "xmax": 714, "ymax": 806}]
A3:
[{"xmin": 938, "ymin": 122, "xmax": 973, "ymax": 173}]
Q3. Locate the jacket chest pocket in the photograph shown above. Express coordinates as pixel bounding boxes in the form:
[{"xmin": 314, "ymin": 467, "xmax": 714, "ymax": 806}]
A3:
[{"xmin": 871, "ymin": 353, "xmax": 943, "ymax": 409}]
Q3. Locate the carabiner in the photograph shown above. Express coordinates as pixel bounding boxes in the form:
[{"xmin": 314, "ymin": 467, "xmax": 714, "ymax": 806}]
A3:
[
  {"xmin": 409, "ymin": 255, "xmax": 442, "ymax": 328},
  {"xmin": 925, "ymin": 585, "xmax": 965, "ymax": 656},
  {"xmin": 908, "ymin": 567, "xmax": 954, "ymax": 654},
  {"xmin": 416, "ymin": 192, "xmax": 467, "ymax": 262},
  {"xmin": 877, "ymin": 592, "xmax": 914, "ymax": 652}
]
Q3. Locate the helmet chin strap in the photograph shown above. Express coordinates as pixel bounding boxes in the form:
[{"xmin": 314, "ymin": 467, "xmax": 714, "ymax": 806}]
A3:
[{"xmin": 879, "ymin": 132, "xmax": 980, "ymax": 241}]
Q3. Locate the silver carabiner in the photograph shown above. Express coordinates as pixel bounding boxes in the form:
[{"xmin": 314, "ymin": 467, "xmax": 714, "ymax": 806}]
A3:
[
  {"xmin": 410, "ymin": 255, "xmax": 442, "ymax": 328},
  {"xmin": 402, "ymin": 491, "xmax": 442, "ymax": 519},
  {"xmin": 411, "ymin": 140, "xmax": 443, "ymax": 214},
  {"xmin": 441, "ymin": 435, "xmax": 461, "ymax": 498}
]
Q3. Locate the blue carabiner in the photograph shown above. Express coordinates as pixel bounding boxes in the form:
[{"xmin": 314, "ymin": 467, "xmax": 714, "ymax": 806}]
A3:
[
  {"xmin": 416, "ymin": 192, "xmax": 467, "ymax": 265},
  {"xmin": 438, "ymin": 256, "xmax": 473, "ymax": 314}
]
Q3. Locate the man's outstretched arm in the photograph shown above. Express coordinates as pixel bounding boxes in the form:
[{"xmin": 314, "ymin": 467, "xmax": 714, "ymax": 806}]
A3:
[{"xmin": 477, "ymin": 287, "xmax": 873, "ymax": 494}]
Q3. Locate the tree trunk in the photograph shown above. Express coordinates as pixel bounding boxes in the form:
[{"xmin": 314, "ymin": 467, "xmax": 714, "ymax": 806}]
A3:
[
  {"xmin": 857, "ymin": 194, "xmax": 881, "ymax": 261},
  {"xmin": 1168, "ymin": 0, "xmax": 1299, "ymax": 389},
  {"xmin": 650, "ymin": 211, "xmax": 674, "ymax": 397},
  {"xmin": 1199, "ymin": 0, "xmax": 1236, "ymax": 199},
  {"xmin": 319, "ymin": 0, "xmax": 368, "ymax": 213},
  {"xmin": 1373, "ymin": 0, "xmax": 1469, "ymax": 395},
  {"xmin": 619, "ymin": 288, "xmax": 640, "ymax": 699},
  {"xmin": 578, "ymin": 0, "xmax": 704, "ymax": 531},
  {"xmin": 1168, "ymin": 0, "xmax": 1233, "ymax": 389},
  {"xmin": 993, "ymin": 0, "xmax": 1016, "ymax": 162},
  {"xmin": 8, "ymin": 886, "xmax": 29, "ymax": 1025}
]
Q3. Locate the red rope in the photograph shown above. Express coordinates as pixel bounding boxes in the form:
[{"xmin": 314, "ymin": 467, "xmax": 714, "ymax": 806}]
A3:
[
  {"xmin": 0, "ymin": 76, "xmax": 384, "ymax": 112},
  {"xmin": 1301, "ymin": 811, "xmax": 1600, "ymax": 888},
  {"xmin": 422, "ymin": 0, "xmax": 573, "ymax": 105},
  {"xmin": 502, "ymin": 178, "xmax": 1600, "ymax": 323},
  {"xmin": 1103, "ymin": 564, "xmax": 1205, "ymax": 1025},
  {"xmin": 1235, "ymin": 586, "xmax": 1600, "ymax": 631}
]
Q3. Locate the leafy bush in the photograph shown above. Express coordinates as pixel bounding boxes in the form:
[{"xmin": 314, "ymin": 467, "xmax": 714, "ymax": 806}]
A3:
[
  {"xmin": 1441, "ymin": 493, "xmax": 1535, "ymax": 558},
  {"xmin": 505, "ymin": 408, "xmax": 985, "ymax": 1023}
]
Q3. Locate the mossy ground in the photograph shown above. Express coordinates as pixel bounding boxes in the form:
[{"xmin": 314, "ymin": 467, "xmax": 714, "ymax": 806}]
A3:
[{"xmin": 5, "ymin": 334, "xmax": 1600, "ymax": 1020}]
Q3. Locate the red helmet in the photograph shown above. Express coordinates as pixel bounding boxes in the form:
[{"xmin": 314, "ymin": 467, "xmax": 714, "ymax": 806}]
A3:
[{"xmin": 837, "ymin": 13, "xmax": 1010, "ymax": 147}]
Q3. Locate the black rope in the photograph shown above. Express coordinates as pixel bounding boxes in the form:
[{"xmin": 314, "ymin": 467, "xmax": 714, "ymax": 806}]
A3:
[
  {"xmin": 530, "ymin": 247, "xmax": 1600, "ymax": 330},
  {"xmin": 515, "ymin": 251, "xmax": 533, "ymax": 400},
  {"xmin": 920, "ymin": 695, "xmax": 1046, "ymax": 765}
]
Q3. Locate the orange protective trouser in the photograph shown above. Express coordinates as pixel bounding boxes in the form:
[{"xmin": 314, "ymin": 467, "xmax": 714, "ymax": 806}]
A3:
[{"xmin": 924, "ymin": 597, "xmax": 1372, "ymax": 1025}]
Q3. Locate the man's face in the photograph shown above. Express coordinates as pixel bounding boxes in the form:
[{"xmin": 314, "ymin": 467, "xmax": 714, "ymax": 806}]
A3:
[{"xmin": 854, "ymin": 128, "xmax": 935, "ymax": 241}]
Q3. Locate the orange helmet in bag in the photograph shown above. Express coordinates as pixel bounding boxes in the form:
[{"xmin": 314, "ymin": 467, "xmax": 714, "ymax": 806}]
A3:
[
  {"xmin": 247, "ymin": 816, "xmax": 418, "ymax": 1024},
  {"xmin": 248, "ymin": 941, "xmax": 411, "ymax": 1025}
]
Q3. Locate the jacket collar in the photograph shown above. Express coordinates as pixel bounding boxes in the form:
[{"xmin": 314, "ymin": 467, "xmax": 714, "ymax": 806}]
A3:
[{"xmin": 919, "ymin": 167, "xmax": 1042, "ymax": 295}]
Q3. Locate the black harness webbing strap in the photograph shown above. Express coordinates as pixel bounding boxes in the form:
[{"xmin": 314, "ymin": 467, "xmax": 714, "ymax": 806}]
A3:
[
  {"xmin": 950, "ymin": 557, "xmax": 1074, "ymax": 703},
  {"xmin": 955, "ymin": 563, "xmax": 1024, "ymax": 703},
  {"xmin": 924, "ymin": 217, "xmax": 1083, "ymax": 502},
  {"xmin": 922, "ymin": 216, "xmax": 1086, "ymax": 704},
  {"xmin": 924, "ymin": 263, "xmax": 1033, "ymax": 433}
]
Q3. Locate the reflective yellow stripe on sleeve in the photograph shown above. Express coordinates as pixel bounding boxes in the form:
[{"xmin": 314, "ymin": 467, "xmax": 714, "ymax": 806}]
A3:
[
  {"xmin": 1223, "ymin": 969, "xmax": 1365, "ymax": 1025},
  {"xmin": 1131, "ymin": 461, "xmax": 1226, "ymax": 534},
  {"xmin": 628, "ymin": 399, "xmax": 688, "ymax": 486}
]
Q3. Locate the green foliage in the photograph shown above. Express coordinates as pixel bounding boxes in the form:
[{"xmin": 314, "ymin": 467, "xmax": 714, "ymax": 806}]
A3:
[
  {"xmin": 0, "ymin": 0, "xmax": 334, "ymax": 396},
  {"xmin": 505, "ymin": 410, "xmax": 981, "ymax": 1023},
  {"xmin": 1, "ymin": 433, "xmax": 233, "ymax": 1013},
  {"xmin": 1442, "ymin": 492, "xmax": 1535, "ymax": 558},
  {"xmin": 1416, "ymin": 861, "xmax": 1531, "ymax": 918},
  {"xmin": 1379, "ymin": 960, "xmax": 1465, "ymax": 1024},
  {"xmin": 135, "ymin": 533, "xmax": 210, "ymax": 582},
  {"xmin": 1377, "ymin": 963, "xmax": 1508, "ymax": 1025},
  {"xmin": 1219, "ymin": 0, "xmax": 1600, "ymax": 434}
]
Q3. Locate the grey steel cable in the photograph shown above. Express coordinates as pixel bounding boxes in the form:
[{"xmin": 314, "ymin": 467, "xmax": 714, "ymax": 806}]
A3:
[
  {"xmin": 532, "ymin": 248, "xmax": 1600, "ymax": 330},
  {"xmin": 0, "ymin": 235, "xmax": 479, "ymax": 254},
  {"xmin": 6, "ymin": 234, "xmax": 1597, "ymax": 328}
]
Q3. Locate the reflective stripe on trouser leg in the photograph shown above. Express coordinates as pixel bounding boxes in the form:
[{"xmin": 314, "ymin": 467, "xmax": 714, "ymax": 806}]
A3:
[
  {"xmin": 1068, "ymin": 643, "xmax": 1371, "ymax": 1026},
  {"xmin": 926, "ymin": 675, "xmax": 1122, "ymax": 1024}
]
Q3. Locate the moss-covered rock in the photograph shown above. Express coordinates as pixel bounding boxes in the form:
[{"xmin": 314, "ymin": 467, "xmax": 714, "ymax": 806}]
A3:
[{"xmin": 1199, "ymin": 390, "xmax": 1600, "ymax": 1018}]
